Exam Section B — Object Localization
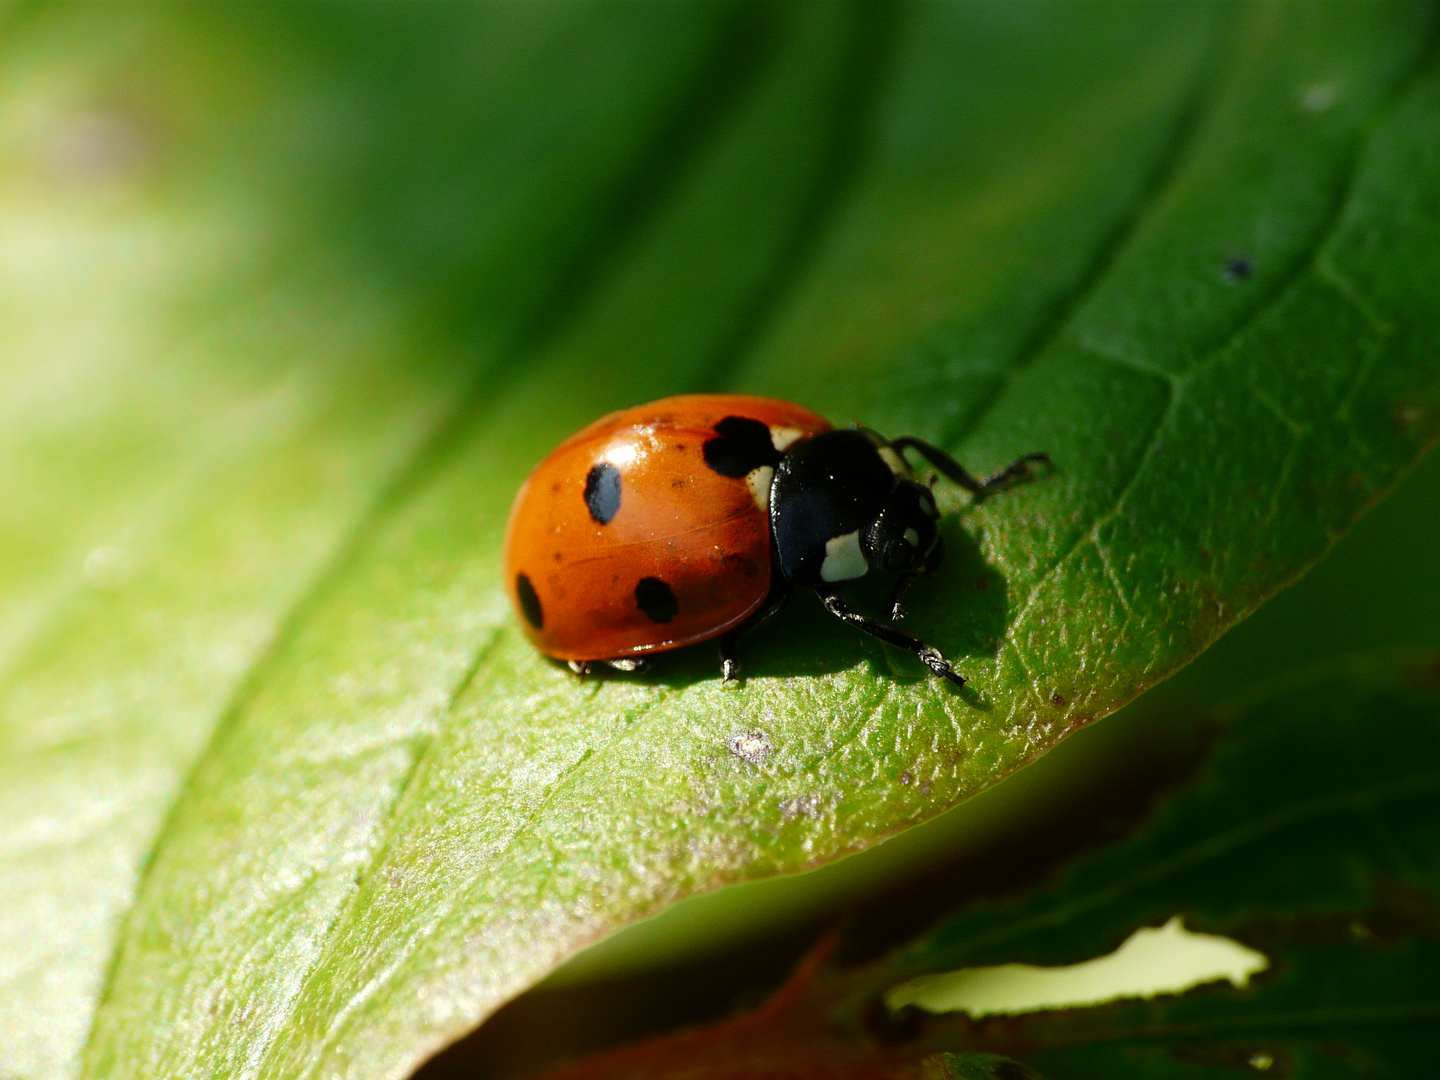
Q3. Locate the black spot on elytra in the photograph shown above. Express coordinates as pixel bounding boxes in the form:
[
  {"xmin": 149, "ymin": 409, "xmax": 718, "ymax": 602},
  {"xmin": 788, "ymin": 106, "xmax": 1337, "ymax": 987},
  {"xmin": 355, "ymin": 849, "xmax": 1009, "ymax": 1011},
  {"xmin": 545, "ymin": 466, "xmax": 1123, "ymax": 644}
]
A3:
[
  {"xmin": 635, "ymin": 576, "xmax": 678, "ymax": 623},
  {"xmin": 703, "ymin": 415, "xmax": 780, "ymax": 478},
  {"xmin": 515, "ymin": 573, "xmax": 543, "ymax": 629},
  {"xmin": 584, "ymin": 462, "xmax": 621, "ymax": 524}
]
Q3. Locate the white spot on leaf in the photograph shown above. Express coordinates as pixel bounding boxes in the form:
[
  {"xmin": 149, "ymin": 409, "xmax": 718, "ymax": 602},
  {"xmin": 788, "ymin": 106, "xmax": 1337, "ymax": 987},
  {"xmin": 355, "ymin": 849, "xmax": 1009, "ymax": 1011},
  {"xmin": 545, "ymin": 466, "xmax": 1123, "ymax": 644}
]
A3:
[
  {"xmin": 885, "ymin": 915, "xmax": 1268, "ymax": 1017},
  {"xmin": 84, "ymin": 545, "xmax": 132, "ymax": 590},
  {"xmin": 1299, "ymin": 81, "xmax": 1340, "ymax": 113},
  {"xmin": 725, "ymin": 730, "xmax": 771, "ymax": 765}
]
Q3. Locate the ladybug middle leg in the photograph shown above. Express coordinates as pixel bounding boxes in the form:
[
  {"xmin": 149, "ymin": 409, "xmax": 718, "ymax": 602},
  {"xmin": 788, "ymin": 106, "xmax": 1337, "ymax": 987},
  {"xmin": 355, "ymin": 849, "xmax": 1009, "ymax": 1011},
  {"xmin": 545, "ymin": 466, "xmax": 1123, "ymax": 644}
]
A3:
[
  {"xmin": 889, "ymin": 437, "xmax": 1050, "ymax": 498},
  {"xmin": 888, "ymin": 536, "xmax": 945, "ymax": 621},
  {"xmin": 719, "ymin": 580, "xmax": 793, "ymax": 682},
  {"xmin": 815, "ymin": 584, "xmax": 965, "ymax": 687}
]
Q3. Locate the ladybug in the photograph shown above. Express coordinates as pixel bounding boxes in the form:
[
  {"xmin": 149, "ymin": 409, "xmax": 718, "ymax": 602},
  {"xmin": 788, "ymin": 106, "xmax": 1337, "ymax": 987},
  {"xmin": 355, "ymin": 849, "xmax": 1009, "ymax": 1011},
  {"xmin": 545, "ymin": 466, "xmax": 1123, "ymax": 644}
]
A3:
[{"xmin": 503, "ymin": 394, "xmax": 1047, "ymax": 686}]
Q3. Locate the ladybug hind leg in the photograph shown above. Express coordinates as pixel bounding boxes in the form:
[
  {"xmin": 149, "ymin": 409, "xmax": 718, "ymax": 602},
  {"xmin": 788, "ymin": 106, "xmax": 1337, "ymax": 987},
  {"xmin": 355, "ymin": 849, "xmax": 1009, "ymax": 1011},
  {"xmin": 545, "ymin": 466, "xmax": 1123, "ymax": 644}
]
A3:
[
  {"xmin": 607, "ymin": 657, "xmax": 651, "ymax": 673},
  {"xmin": 719, "ymin": 633, "xmax": 740, "ymax": 683},
  {"xmin": 567, "ymin": 657, "xmax": 651, "ymax": 679},
  {"xmin": 815, "ymin": 584, "xmax": 965, "ymax": 688}
]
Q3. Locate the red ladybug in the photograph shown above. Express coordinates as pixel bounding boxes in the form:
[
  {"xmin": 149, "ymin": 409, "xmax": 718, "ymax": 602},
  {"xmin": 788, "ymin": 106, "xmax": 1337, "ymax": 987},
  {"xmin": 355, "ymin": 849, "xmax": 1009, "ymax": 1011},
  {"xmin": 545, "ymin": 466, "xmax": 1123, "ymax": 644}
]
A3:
[{"xmin": 503, "ymin": 394, "xmax": 1047, "ymax": 686}]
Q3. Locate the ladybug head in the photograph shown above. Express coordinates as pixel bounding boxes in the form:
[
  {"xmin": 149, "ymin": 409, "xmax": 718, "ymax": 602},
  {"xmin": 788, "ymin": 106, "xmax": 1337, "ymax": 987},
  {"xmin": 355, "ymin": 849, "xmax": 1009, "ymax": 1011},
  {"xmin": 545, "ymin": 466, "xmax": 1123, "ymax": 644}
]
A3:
[{"xmin": 861, "ymin": 478, "xmax": 940, "ymax": 573}]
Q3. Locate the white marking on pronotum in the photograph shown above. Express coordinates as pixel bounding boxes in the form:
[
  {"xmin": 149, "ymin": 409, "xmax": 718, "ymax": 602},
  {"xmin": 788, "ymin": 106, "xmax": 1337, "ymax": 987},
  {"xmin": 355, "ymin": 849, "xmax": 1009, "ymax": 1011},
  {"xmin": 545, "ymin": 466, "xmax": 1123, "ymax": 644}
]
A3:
[
  {"xmin": 885, "ymin": 915, "xmax": 1269, "ymax": 1018},
  {"xmin": 877, "ymin": 445, "xmax": 908, "ymax": 476},
  {"xmin": 745, "ymin": 465, "xmax": 774, "ymax": 512},
  {"xmin": 820, "ymin": 530, "xmax": 868, "ymax": 582},
  {"xmin": 769, "ymin": 426, "xmax": 804, "ymax": 452},
  {"xmin": 903, "ymin": 527, "xmax": 920, "ymax": 548}
]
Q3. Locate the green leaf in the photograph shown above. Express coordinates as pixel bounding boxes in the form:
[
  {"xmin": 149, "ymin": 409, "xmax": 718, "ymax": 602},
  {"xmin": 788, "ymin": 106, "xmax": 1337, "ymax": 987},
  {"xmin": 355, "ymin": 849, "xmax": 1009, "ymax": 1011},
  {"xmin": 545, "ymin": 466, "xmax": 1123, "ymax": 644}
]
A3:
[
  {"xmin": 0, "ymin": 3, "xmax": 1437, "ymax": 1079},
  {"xmin": 517, "ymin": 655, "xmax": 1440, "ymax": 1080},
  {"xmin": 879, "ymin": 655, "xmax": 1440, "ymax": 1078},
  {"xmin": 537, "ymin": 447, "xmax": 1440, "ymax": 995}
]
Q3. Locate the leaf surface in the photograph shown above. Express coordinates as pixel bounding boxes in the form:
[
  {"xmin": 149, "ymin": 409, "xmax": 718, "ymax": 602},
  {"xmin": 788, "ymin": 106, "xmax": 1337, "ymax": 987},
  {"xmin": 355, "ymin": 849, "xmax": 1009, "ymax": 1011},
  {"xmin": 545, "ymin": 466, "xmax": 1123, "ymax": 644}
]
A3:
[
  {"xmin": 881, "ymin": 659, "xmax": 1440, "ymax": 1078},
  {"xmin": 522, "ymin": 656, "xmax": 1440, "ymax": 1080},
  {"xmin": 0, "ymin": 3, "xmax": 1435, "ymax": 1079}
]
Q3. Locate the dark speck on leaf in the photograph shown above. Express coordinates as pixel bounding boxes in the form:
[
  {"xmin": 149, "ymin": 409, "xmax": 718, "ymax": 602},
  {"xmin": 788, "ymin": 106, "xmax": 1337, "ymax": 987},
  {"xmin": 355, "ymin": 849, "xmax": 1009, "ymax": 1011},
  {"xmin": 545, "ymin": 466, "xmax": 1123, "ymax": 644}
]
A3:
[
  {"xmin": 1051, "ymin": 692, "xmax": 1066, "ymax": 707},
  {"xmin": 1223, "ymin": 255, "xmax": 1254, "ymax": 282}
]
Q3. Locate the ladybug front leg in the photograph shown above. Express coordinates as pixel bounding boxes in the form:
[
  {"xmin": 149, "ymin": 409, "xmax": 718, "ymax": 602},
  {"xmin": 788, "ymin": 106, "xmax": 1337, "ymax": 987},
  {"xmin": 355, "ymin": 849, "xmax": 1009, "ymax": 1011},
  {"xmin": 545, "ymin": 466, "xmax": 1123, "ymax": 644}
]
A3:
[
  {"xmin": 815, "ymin": 585, "xmax": 965, "ymax": 688},
  {"xmin": 889, "ymin": 438, "xmax": 1050, "ymax": 499}
]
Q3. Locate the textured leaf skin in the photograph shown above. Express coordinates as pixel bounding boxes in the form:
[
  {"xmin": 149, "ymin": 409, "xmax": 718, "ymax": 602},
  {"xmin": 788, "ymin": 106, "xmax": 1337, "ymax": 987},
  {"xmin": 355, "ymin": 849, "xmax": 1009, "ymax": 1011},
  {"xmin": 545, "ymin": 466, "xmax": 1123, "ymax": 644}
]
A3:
[
  {"xmin": 0, "ymin": 3, "xmax": 1435, "ymax": 1080},
  {"xmin": 523, "ymin": 657, "xmax": 1440, "ymax": 1080}
]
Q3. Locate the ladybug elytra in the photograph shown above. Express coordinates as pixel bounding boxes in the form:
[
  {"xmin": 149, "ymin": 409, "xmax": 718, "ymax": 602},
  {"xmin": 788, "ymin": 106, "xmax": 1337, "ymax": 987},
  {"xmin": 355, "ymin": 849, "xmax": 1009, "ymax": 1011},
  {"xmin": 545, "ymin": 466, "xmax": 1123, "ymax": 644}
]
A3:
[{"xmin": 503, "ymin": 395, "xmax": 1047, "ymax": 686}]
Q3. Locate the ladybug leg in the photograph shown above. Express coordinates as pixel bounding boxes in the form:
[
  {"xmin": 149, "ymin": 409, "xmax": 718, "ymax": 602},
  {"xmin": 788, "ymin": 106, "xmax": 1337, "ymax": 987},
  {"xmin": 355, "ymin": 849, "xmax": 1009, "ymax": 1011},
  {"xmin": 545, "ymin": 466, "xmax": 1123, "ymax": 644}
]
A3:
[
  {"xmin": 717, "ymin": 582, "xmax": 793, "ymax": 682},
  {"xmin": 815, "ymin": 585, "xmax": 965, "ymax": 688},
  {"xmin": 978, "ymin": 451, "xmax": 1052, "ymax": 491},
  {"xmin": 889, "ymin": 536, "xmax": 944, "ymax": 621},
  {"xmin": 567, "ymin": 660, "xmax": 592, "ymax": 678},
  {"xmin": 719, "ymin": 633, "xmax": 740, "ymax": 683},
  {"xmin": 888, "ymin": 572, "xmax": 917, "ymax": 621},
  {"xmin": 890, "ymin": 437, "xmax": 1050, "ymax": 498},
  {"xmin": 607, "ymin": 657, "xmax": 651, "ymax": 673}
]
